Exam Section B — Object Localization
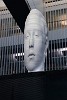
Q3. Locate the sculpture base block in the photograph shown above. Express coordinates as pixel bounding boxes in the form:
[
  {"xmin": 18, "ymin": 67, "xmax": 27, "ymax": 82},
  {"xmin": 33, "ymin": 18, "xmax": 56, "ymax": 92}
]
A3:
[{"xmin": 0, "ymin": 70, "xmax": 67, "ymax": 100}]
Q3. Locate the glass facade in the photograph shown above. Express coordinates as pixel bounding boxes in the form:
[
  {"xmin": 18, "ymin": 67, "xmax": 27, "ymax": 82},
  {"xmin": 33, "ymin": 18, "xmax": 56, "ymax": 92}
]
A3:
[
  {"xmin": 46, "ymin": 8, "xmax": 67, "ymax": 30},
  {"xmin": 45, "ymin": 0, "xmax": 67, "ymax": 71},
  {"xmin": 0, "ymin": 8, "xmax": 24, "ymax": 75},
  {"xmin": 45, "ymin": 39, "xmax": 67, "ymax": 71}
]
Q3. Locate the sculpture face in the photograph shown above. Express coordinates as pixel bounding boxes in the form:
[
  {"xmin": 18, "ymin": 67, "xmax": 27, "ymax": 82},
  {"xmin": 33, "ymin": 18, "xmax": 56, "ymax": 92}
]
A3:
[{"xmin": 24, "ymin": 24, "xmax": 45, "ymax": 72}]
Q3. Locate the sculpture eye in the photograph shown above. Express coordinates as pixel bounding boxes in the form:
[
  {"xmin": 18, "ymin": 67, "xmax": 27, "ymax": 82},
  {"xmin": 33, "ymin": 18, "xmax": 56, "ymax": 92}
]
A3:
[
  {"xmin": 25, "ymin": 32, "xmax": 29, "ymax": 38},
  {"xmin": 26, "ymin": 35, "xmax": 29, "ymax": 38},
  {"xmin": 35, "ymin": 34, "xmax": 38, "ymax": 36},
  {"xmin": 35, "ymin": 32, "xmax": 39, "ymax": 37}
]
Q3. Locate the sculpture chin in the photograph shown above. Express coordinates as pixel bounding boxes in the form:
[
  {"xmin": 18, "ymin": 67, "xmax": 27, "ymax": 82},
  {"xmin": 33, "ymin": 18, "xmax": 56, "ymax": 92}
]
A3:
[
  {"xmin": 25, "ymin": 60, "xmax": 45, "ymax": 72},
  {"xmin": 25, "ymin": 64, "xmax": 37, "ymax": 72},
  {"xmin": 28, "ymin": 66, "xmax": 44, "ymax": 72}
]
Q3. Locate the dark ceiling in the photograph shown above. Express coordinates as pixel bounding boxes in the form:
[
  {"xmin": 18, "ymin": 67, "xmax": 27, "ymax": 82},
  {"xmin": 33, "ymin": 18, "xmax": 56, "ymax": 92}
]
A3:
[{"xmin": 3, "ymin": 0, "xmax": 30, "ymax": 33}]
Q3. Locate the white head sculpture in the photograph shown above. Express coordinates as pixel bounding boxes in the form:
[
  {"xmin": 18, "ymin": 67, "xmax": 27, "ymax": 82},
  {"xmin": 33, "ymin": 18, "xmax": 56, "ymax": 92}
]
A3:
[{"xmin": 24, "ymin": 9, "xmax": 48, "ymax": 72}]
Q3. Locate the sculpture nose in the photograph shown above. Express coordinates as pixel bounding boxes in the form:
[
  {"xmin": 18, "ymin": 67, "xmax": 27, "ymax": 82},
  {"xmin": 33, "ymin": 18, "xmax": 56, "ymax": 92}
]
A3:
[{"xmin": 29, "ymin": 33, "xmax": 34, "ymax": 48}]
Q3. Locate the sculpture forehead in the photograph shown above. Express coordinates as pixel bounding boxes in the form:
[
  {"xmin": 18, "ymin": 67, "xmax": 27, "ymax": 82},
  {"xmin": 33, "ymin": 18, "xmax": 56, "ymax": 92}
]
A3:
[
  {"xmin": 27, "ymin": 9, "xmax": 45, "ymax": 19},
  {"xmin": 25, "ymin": 22, "xmax": 44, "ymax": 32},
  {"xmin": 24, "ymin": 9, "xmax": 47, "ymax": 36},
  {"xmin": 25, "ymin": 9, "xmax": 46, "ymax": 26}
]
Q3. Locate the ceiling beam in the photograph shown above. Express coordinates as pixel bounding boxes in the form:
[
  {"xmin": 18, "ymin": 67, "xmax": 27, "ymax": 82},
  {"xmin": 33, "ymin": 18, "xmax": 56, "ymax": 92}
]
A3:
[{"xmin": 3, "ymin": 0, "xmax": 30, "ymax": 32}]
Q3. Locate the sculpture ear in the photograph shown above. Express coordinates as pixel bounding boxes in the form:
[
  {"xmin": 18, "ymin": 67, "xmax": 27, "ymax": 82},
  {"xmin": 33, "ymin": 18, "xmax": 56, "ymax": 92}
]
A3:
[
  {"xmin": 43, "ymin": 40, "xmax": 48, "ymax": 63},
  {"xmin": 44, "ymin": 31, "xmax": 49, "ymax": 61}
]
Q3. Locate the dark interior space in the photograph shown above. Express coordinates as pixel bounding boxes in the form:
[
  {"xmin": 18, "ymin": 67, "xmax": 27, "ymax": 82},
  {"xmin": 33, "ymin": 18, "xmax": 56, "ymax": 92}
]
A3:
[{"xmin": 0, "ymin": 71, "xmax": 67, "ymax": 100}]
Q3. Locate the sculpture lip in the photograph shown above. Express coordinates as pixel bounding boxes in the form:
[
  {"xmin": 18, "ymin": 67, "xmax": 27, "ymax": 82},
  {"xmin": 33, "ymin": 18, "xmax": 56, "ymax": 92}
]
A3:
[{"xmin": 28, "ymin": 53, "xmax": 35, "ymax": 57}]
